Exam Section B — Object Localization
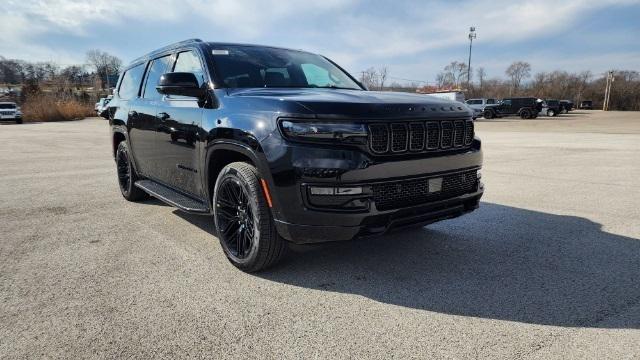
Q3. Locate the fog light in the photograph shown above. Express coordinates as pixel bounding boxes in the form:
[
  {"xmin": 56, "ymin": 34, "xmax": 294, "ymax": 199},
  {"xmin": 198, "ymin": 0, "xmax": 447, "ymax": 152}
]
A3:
[
  {"xmin": 477, "ymin": 169, "xmax": 482, "ymax": 179},
  {"xmin": 309, "ymin": 186, "xmax": 363, "ymax": 195}
]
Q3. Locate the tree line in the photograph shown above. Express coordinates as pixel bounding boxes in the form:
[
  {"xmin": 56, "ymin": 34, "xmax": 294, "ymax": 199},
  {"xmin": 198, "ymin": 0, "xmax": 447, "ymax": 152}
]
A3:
[
  {"xmin": 0, "ymin": 50, "xmax": 122, "ymax": 102},
  {"xmin": 362, "ymin": 61, "xmax": 640, "ymax": 111}
]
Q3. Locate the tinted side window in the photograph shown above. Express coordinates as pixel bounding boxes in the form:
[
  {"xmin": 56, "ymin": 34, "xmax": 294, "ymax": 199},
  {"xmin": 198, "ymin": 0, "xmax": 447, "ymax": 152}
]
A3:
[
  {"xmin": 143, "ymin": 55, "xmax": 173, "ymax": 100},
  {"xmin": 173, "ymin": 51, "xmax": 205, "ymax": 86},
  {"xmin": 487, "ymin": 99, "xmax": 496, "ymax": 104},
  {"xmin": 118, "ymin": 64, "xmax": 145, "ymax": 100}
]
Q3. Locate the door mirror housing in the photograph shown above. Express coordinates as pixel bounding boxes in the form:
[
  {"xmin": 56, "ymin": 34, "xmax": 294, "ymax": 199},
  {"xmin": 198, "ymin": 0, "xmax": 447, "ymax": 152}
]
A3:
[{"xmin": 156, "ymin": 72, "xmax": 206, "ymax": 98}]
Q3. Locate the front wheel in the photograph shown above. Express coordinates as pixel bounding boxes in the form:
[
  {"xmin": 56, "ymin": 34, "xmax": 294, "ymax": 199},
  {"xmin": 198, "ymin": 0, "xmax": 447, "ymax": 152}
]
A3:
[
  {"xmin": 547, "ymin": 109, "xmax": 556, "ymax": 117},
  {"xmin": 213, "ymin": 162, "xmax": 287, "ymax": 272},
  {"xmin": 15, "ymin": 118, "xmax": 22, "ymax": 124},
  {"xmin": 520, "ymin": 110, "xmax": 531, "ymax": 119},
  {"xmin": 483, "ymin": 110, "xmax": 494, "ymax": 119}
]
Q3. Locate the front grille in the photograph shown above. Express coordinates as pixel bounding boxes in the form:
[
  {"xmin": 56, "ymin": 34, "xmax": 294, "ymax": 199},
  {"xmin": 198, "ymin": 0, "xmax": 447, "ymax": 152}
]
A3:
[
  {"xmin": 369, "ymin": 119, "xmax": 474, "ymax": 154},
  {"xmin": 372, "ymin": 170, "xmax": 478, "ymax": 211},
  {"xmin": 390, "ymin": 123, "xmax": 408, "ymax": 152},
  {"xmin": 369, "ymin": 124, "xmax": 389, "ymax": 153}
]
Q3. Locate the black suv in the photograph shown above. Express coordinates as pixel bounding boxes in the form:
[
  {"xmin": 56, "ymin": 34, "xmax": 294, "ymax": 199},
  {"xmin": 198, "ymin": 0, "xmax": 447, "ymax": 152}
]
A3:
[
  {"xmin": 543, "ymin": 99, "xmax": 561, "ymax": 117},
  {"xmin": 109, "ymin": 39, "xmax": 484, "ymax": 271},
  {"xmin": 483, "ymin": 97, "xmax": 542, "ymax": 119},
  {"xmin": 559, "ymin": 100, "xmax": 574, "ymax": 113}
]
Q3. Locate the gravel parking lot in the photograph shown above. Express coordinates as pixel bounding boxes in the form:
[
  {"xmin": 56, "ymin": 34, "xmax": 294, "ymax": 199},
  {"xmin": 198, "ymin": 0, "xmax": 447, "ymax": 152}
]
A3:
[{"xmin": 1, "ymin": 110, "xmax": 639, "ymax": 359}]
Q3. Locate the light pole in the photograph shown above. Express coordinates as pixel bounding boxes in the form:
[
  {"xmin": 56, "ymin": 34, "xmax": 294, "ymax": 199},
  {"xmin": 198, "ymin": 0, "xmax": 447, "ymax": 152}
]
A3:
[{"xmin": 467, "ymin": 27, "xmax": 476, "ymax": 86}]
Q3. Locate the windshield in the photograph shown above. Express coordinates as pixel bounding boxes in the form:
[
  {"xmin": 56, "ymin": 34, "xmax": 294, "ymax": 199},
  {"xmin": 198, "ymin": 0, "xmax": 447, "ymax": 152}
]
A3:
[
  {"xmin": 0, "ymin": 103, "xmax": 16, "ymax": 109},
  {"xmin": 210, "ymin": 45, "xmax": 362, "ymax": 90}
]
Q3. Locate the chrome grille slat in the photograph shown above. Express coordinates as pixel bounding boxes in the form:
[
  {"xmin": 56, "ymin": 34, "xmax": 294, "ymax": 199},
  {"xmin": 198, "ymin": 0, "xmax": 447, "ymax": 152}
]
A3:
[
  {"xmin": 425, "ymin": 122, "xmax": 440, "ymax": 149},
  {"xmin": 440, "ymin": 121, "xmax": 453, "ymax": 149},
  {"xmin": 453, "ymin": 120, "xmax": 465, "ymax": 147},
  {"xmin": 409, "ymin": 123, "xmax": 425, "ymax": 151},
  {"xmin": 390, "ymin": 123, "xmax": 408, "ymax": 152},
  {"xmin": 368, "ymin": 124, "xmax": 389, "ymax": 154},
  {"xmin": 464, "ymin": 120, "xmax": 474, "ymax": 145}
]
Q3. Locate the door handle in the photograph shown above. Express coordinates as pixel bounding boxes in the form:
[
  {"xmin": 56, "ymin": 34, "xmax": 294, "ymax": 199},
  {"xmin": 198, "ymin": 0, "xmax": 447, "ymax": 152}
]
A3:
[{"xmin": 158, "ymin": 112, "xmax": 170, "ymax": 121}]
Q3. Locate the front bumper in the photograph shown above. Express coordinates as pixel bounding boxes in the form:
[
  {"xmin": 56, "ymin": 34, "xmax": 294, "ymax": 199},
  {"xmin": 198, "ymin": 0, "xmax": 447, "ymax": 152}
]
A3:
[
  {"xmin": 275, "ymin": 189, "xmax": 482, "ymax": 243},
  {"xmin": 263, "ymin": 138, "xmax": 484, "ymax": 244}
]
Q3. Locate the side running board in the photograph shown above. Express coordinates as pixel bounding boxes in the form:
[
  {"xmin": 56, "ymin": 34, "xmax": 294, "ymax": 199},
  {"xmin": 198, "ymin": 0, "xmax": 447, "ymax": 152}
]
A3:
[{"xmin": 135, "ymin": 180, "xmax": 210, "ymax": 214}]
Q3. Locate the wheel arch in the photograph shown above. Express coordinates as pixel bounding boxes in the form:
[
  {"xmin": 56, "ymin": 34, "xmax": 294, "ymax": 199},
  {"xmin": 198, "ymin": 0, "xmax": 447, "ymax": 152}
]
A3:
[
  {"xmin": 112, "ymin": 129, "xmax": 127, "ymax": 159},
  {"xmin": 204, "ymin": 141, "xmax": 276, "ymax": 214}
]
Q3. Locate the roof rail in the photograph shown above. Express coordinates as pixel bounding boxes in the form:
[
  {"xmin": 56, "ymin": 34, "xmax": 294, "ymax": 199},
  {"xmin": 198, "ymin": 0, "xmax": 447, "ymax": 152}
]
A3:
[{"xmin": 129, "ymin": 38, "xmax": 203, "ymax": 65}]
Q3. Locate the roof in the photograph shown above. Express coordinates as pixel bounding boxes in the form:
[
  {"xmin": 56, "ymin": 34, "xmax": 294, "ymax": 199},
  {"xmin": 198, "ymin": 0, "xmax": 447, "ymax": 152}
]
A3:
[{"xmin": 127, "ymin": 38, "xmax": 316, "ymax": 68}]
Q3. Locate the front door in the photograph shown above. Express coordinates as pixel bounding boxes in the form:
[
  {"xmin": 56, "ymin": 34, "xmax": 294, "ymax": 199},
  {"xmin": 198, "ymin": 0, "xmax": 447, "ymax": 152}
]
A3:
[
  {"xmin": 136, "ymin": 54, "xmax": 173, "ymax": 179},
  {"xmin": 154, "ymin": 50, "xmax": 206, "ymax": 197}
]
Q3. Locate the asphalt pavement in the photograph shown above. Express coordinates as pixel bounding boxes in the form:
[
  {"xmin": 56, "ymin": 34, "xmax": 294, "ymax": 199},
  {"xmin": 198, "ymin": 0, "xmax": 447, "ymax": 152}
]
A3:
[{"xmin": 1, "ymin": 110, "xmax": 639, "ymax": 359}]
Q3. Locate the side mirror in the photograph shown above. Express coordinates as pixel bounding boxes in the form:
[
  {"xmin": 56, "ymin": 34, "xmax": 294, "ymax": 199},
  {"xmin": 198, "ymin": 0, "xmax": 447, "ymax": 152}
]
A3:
[{"xmin": 157, "ymin": 72, "xmax": 206, "ymax": 98}]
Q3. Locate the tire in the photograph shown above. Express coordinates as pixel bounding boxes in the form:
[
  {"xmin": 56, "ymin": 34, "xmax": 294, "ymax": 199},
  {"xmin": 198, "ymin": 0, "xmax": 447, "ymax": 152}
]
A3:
[
  {"xmin": 115, "ymin": 141, "xmax": 149, "ymax": 201},
  {"xmin": 483, "ymin": 110, "xmax": 494, "ymax": 119},
  {"xmin": 547, "ymin": 109, "xmax": 556, "ymax": 117},
  {"xmin": 213, "ymin": 162, "xmax": 287, "ymax": 272},
  {"xmin": 520, "ymin": 110, "xmax": 531, "ymax": 119},
  {"xmin": 15, "ymin": 118, "xmax": 22, "ymax": 124}
]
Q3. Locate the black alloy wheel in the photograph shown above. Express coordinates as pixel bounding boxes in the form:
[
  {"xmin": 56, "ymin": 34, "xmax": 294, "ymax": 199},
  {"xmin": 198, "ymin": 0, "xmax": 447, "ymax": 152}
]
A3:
[
  {"xmin": 213, "ymin": 162, "xmax": 287, "ymax": 272},
  {"xmin": 216, "ymin": 177, "xmax": 255, "ymax": 259}
]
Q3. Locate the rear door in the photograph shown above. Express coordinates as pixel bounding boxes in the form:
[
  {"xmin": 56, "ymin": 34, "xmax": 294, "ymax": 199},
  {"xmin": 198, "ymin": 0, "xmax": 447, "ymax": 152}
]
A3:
[
  {"xmin": 153, "ymin": 49, "xmax": 206, "ymax": 196},
  {"xmin": 118, "ymin": 63, "xmax": 154, "ymax": 176}
]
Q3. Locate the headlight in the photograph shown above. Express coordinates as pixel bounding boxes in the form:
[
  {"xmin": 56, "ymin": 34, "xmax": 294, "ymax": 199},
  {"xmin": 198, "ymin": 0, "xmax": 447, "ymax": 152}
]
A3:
[{"xmin": 280, "ymin": 120, "xmax": 367, "ymax": 144}]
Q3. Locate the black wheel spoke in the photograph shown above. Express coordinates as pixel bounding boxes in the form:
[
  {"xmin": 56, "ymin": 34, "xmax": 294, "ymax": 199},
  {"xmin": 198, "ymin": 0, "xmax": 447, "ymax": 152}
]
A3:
[{"xmin": 215, "ymin": 177, "xmax": 257, "ymax": 260}]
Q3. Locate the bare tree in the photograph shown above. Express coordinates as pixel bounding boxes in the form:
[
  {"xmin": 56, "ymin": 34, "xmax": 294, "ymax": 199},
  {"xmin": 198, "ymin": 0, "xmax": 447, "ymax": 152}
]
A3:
[
  {"xmin": 476, "ymin": 67, "xmax": 486, "ymax": 89},
  {"xmin": 378, "ymin": 66, "xmax": 389, "ymax": 90},
  {"xmin": 86, "ymin": 49, "xmax": 122, "ymax": 89},
  {"xmin": 359, "ymin": 67, "xmax": 378, "ymax": 90},
  {"xmin": 505, "ymin": 61, "xmax": 531, "ymax": 94},
  {"xmin": 443, "ymin": 61, "xmax": 469, "ymax": 88}
]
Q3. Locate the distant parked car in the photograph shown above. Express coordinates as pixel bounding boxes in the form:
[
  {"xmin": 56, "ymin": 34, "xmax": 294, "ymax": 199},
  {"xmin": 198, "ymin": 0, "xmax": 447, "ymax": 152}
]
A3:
[
  {"xmin": 579, "ymin": 100, "xmax": 593, "ymax": 110},
  {"xmin": 465, "ymin": 98, "xmax": 497, "ymax": 117},
  {"xmin": 95, "ymin": 97, "xmax": 112, "ymax": 118},
  {"xmin": 0, "ymin": 101, "xmax": 23, "ymax": 124},
  {"xmin": 483, "ymin": 97, "xmax": 542, "ymax": 119},
  {"xmin": 559, "ymin": 100, "xmax": 574, "ymax": 113},
  {"xmin": 542, "ymin": 99, "xmax": 561, "ymax": 117}
]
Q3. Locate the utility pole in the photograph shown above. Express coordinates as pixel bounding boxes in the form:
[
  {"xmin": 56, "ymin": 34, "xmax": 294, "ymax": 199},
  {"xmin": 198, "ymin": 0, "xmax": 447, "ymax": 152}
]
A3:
[
  {"xmin": 467, "ymin": 27, "xmax": 476, "ymax": 86},
  {"xmin": 603, "ymin": 71, "xmax": 614, "ymax": 111}
]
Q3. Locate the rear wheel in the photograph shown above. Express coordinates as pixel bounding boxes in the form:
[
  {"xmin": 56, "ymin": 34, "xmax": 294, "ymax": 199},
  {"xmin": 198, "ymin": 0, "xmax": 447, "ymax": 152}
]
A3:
[
  {"xmin": 483, "ymin": 110, "xmax": 494, "ymax": 119},
  {"xmin": 116, "ymin": 141, "xmax": 149, "ymax": 201},
  {"xmin": 520, "ymin": 110, "xmax": 531, "ymax": 119},
  {"xmin": 547, "ymin": 109, "xmax": 556, "ymax": 117},
  {"xmin": 213, "ymin": 162, "xmax": 287, "ymax": 272}
]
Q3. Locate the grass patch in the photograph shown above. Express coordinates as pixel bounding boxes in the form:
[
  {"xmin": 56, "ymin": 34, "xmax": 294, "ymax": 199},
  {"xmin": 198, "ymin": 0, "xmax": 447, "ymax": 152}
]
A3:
[{"xmin": 22, "ymin": 96, "xmax": 95, "ymax": 122}]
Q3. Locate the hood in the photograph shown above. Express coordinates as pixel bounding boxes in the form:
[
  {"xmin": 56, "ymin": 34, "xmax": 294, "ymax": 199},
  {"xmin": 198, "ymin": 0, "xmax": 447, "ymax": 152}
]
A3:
[{"xmin": 226, "ymin": 88, "xmax": 472, "ymax": 119}]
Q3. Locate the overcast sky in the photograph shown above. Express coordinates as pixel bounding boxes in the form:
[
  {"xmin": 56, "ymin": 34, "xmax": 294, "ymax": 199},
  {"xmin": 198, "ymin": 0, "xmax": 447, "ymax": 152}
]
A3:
[{"xmin": 1, "ymin": 0, "xmax": 639, "ymax": 84}]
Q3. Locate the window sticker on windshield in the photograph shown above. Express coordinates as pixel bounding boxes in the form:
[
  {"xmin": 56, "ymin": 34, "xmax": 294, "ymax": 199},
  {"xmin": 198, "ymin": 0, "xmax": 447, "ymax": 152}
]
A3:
[{"xmin": 211, "ymin": 50, "xmax": 229, "ymax": 55}]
